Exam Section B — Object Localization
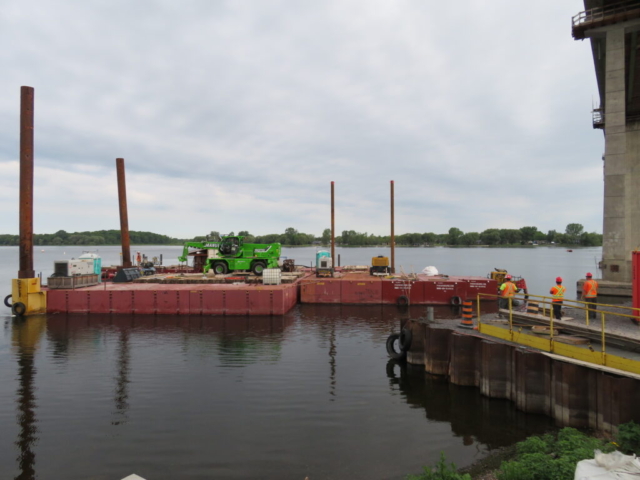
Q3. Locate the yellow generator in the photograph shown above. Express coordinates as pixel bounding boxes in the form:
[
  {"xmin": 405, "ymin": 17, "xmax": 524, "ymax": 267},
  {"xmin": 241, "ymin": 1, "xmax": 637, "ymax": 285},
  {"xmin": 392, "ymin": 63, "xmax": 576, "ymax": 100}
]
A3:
[{"xmin": 370, "ymin": 256, "xmax": 390, "ymax": 275}]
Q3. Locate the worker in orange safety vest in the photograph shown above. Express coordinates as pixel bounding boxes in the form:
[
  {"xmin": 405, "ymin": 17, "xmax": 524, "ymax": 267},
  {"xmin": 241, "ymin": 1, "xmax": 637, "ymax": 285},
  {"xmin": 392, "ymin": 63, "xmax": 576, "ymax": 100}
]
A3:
[
  {"xmin": 581, "ymin": 272, "xmax": 598, "ymax": 320},
  {"xmin": 550, "ymin": 277, "xmax": 566, "ymax": 320},
  {"xmin": 498, "ymin": 274, "xmax": 519, "ymax": 310}
]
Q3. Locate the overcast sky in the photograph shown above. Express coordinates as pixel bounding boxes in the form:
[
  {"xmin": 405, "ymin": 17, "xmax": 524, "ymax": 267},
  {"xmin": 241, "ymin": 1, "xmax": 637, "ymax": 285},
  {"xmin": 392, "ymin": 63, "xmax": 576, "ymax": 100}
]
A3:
[{"xmin": 0, "ymin": 0, "xmax": 602, "ymax": 238}]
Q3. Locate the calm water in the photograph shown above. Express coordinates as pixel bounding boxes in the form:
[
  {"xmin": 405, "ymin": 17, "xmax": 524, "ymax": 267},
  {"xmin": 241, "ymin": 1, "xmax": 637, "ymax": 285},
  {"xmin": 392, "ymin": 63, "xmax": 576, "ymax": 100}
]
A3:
[{"xmin": 0, "ymin": 246, "xmax": 601, "ymax": 479}]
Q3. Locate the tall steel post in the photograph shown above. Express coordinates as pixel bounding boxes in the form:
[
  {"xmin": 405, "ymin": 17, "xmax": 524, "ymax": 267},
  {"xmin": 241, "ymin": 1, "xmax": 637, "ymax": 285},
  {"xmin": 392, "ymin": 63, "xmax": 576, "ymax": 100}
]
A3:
[
  {"xmin": 331, "ymin": 181, "xmax": 335, "ymax": 263},
  {"xmin": 19, "ymin": 86, "xmax": 35, "ymax": 279},
  {"xmin": 390, "ymin": 180, "xmax": 395, "ymax": 274},
  {"xmin": 116, "ymin": 158, "xmax": 132, "ymax": 268}
]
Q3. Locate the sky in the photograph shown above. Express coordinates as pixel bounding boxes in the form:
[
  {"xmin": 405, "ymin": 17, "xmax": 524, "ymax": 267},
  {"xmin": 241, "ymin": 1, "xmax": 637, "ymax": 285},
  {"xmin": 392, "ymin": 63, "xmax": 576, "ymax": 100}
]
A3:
[{"xmin": 0, "ymin": 0, "xmax": 603, "ymax": 239}]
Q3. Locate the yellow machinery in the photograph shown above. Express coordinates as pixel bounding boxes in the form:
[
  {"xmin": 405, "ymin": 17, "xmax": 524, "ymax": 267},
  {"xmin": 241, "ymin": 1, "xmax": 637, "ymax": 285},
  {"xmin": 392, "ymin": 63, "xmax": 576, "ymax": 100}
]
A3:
[
  {"xmin": 370, "ymin": 256, "xmax": 390, "ymax": 276},
  {"xmin": 8, "ymin": 278, "xmax": 47, "ymax": 316}
]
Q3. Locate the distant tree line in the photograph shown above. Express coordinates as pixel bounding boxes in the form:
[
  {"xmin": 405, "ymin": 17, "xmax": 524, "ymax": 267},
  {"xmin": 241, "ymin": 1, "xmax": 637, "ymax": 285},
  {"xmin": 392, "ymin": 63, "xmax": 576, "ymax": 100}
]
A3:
[
  {"xmin": 0, "ymin": 224, "xmax": 602, "ymax": 247},
  {"xmin": 0, "ymin": 230, "xmax": 181, "ymax": 246}
]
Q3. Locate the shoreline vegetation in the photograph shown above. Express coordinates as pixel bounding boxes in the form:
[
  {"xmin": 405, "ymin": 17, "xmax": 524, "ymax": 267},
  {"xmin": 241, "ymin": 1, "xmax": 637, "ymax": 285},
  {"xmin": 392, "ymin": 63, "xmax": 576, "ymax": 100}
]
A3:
[{"xmin": 0, "ymin": 224, "xmax": 602, "ymax": 248}]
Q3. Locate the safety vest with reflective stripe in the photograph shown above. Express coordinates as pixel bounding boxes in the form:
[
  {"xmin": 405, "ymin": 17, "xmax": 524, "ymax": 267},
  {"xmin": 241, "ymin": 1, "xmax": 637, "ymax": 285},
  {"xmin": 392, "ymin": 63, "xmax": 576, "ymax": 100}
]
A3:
[
  {"xmin": 550, "ymin": 285, "xmax": 565, "ymax": 303},
  {"xmin": 500, "ymin": 281, "xmax": 517, "ymax": 297},
  {"xmin": 583, "ymin": 279, "xmax": 598, "ymax": 298}
]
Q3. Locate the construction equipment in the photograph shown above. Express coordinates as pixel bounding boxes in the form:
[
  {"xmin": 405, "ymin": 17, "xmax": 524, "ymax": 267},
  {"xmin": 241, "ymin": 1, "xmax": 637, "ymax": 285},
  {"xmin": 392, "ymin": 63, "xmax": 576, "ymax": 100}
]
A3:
[
  {"xmin": 316, "ymin": 250, "xmax": 334, "ymax": 277},
  {"xmin": 178, "ymin": 236, "xmax": 281, "ymax": 276},
  {"xmin": 370, "ymin": 256, "xmax": 391, "ymax": 276},
  {"xmin": 489, "ymin": 268, "xmax": 528, "ymax": 297}
]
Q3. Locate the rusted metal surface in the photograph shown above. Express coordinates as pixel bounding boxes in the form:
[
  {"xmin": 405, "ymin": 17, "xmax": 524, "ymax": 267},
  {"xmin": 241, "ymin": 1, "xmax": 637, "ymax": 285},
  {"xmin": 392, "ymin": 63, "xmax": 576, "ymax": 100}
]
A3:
[
  {"xmin": 46, "ymin": 282, "xmax": 299, "ymax": 316},
  {"xmin": 116, "ymin": 158, "xmax": 132, "ymax": 268},
  {"xmin": 331, "ymin": 181, "xmax": 335, "ymax": 262},
  {"xmin": 390, "ymin": 180, "xmax": 395, "ymax": 273},
  {"xmin": 19, "ymin": 86, "xmax": 35, "ymax": 279}
]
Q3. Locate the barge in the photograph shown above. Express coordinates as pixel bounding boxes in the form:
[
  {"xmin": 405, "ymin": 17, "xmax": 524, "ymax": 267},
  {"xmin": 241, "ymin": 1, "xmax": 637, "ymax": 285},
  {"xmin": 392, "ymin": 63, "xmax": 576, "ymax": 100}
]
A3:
[{"xmin": 43, "ymin": 267, "xmax": 497, "ymax": 316}]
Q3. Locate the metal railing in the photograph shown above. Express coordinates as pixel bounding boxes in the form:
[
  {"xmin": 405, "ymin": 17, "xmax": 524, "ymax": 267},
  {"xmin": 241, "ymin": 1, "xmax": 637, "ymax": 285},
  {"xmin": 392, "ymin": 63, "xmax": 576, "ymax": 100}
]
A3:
[
  {"xmin": 475, "ymin": 292, "xmax": 640, "ymax": 374},
  {"xmin": 572, "ymin": 0, "xmax": 640, "ymax": 28}
]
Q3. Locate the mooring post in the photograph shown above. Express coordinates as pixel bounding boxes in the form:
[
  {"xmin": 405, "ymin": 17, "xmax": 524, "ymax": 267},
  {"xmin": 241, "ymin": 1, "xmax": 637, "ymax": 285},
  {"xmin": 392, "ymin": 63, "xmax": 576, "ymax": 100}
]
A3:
[
  {"xmin": 19, "ymin": 86, "xmax": 35, "ymax": 279},
  {"xmin": 390, "ymin": 180, "xmax": 395, "ymax": 274},
  {"xmin": 116, "ymin": 158, "xmax": 132, "ymax": 268},
  {"xmin": 331, "ymin": 181, "xmax": 335, "ymax": 263}
]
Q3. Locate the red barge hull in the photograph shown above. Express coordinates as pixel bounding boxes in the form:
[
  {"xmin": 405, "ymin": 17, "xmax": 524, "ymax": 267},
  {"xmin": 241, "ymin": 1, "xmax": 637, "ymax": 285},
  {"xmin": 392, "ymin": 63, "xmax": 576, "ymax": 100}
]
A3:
[{"xmin": 45, "ymin": 272, "xmax": 497, "ymax": 316}]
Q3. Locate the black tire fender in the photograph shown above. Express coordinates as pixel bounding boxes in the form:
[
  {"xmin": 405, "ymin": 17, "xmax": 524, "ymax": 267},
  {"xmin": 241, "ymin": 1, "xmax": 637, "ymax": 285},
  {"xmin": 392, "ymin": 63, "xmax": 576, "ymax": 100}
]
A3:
[
  {"xmin": 386, "ymin": 333, "xmax": 406, "ymax": 360},
  {"xmin": 450, "ymin": 296, "xmax": 462, "ymax": 306},
  {"xmin": 399, "ymin": 327, "xmax": 413, "ymax": 351},
  {"xmin": 397, "ymin": 295, "xmax": 409, "ymax": 307},
  {"xmin": 12, "ymin": 302, "xmax": 26, "ymax": 316},
  {"xmin": 4, "ymin": 294, "xmax": 12, "ymax": 308}
]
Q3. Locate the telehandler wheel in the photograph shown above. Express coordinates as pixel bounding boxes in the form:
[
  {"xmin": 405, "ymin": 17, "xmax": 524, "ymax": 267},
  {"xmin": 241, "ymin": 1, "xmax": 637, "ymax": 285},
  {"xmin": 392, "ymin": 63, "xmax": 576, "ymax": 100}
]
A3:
[
  {"xmin": 213, "ymin": 262, "xmax": 228, "ymax": 275},
  {"xmin": 251, "ymin": 261, "xmax": 266, "ymax": 276},
  {"xmin": 4, "ymin": 294, "xmax": 12, "ymax": 308}
]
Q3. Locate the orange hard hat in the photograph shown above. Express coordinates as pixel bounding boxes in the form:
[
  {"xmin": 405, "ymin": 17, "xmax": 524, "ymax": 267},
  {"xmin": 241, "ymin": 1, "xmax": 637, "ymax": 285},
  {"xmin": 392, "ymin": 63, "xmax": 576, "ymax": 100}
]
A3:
[
  {"xmin": 556, "ymin": 276, "xmax": 562, "ymax": 283},
  {"xmin": 586, "ymin": 272, "xmax": 592, "ymax": 277},
  {"xmin": 505, "ymin": 274, "xmax": 512, "ymax": 279}
]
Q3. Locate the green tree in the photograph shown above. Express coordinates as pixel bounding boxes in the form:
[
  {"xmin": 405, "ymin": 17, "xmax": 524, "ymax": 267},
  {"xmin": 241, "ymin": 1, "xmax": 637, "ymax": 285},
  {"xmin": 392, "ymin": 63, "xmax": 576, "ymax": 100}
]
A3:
[
  {"xmin": 460, "ymin": 232, "xmax": 479, "ymax": 245},
  {"xmin": 447, "ymin": 227, "xmax": 463, "ymax": 246},
  {"xmin": 519, "ymin": 226, "xmax": 538, "ymax": 243},
  {"xmin": 322, "ymin": 228, "xmax": 331, "ymax": 244},
  {"xmin": 480, "ymin": 229, "xmax": 501, "ymax": 245},
  {"xmin": 565, "ymin": 223, "xmax": 584, "ymax": 244}
]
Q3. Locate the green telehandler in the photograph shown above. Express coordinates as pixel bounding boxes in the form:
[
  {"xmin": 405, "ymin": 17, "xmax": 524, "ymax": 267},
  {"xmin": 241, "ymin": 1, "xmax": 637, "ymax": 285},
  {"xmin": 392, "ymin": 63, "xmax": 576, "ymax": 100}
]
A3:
[{"xmin": 178, "ymin": 236, "xmax": 281, "ymax": 276}]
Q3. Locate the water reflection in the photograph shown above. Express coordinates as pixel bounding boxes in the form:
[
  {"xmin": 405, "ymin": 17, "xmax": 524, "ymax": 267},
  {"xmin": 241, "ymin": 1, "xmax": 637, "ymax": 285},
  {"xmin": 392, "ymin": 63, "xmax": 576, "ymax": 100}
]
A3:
[
  {"xmin": 113, "ymin": 329, "xmax": 130, "ymax": 426},
  {"xmin": 386, "ymin": 360, "xmax": 554, "ymax": 449},
  {"xmin": 12, "ymin": 316, "xmax": 46, "ymax": 480}
]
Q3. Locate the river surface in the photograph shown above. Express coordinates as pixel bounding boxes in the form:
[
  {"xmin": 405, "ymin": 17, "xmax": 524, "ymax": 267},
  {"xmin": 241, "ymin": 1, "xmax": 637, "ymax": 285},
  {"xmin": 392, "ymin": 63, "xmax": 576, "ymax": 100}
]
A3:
[{"xmin": 0, "ymin": 246, "xmax": 602, "ymax": 479}]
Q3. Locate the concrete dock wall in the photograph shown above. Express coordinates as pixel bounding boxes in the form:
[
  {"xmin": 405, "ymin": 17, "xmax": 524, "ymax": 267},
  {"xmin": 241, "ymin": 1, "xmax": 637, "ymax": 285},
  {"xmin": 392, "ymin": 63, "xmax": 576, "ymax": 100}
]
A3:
[{"xmin": 410, "ymin": 320, "xmax": 640, "ymax": 433}]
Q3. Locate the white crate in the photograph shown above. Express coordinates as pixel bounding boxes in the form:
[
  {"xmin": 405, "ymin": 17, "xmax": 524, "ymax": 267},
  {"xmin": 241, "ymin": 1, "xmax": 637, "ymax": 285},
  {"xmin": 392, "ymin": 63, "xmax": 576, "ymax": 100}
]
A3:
[{"xmin": 262, "ymin": 268, "xmax": 281, "ymax": 285}]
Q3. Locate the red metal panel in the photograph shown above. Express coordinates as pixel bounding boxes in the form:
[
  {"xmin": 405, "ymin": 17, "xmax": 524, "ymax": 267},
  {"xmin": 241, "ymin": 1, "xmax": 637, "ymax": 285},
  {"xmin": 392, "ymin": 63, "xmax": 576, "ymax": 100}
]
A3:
[
  {"xmin": 111, "ymin": 290, "xmax": 133, "ymax": 314},
  {"xmin": 249, "ymin": 289, "xmax": 273, "ymax": 315},
  {"xmin": 634, "ymin": 252, "xmax": 640, "ymax": 324},
  {"xmin": 464, "ymin": 278, "xmax": 496, "ymax": 301},
  {"xmin": 157, "ymin": 290, "xmax": 179, "ymax": 315},
  {"xmin": 341, "ymin": 279, "xmax": 382, "ymax": 304},
  {"xmin": 423, "ymin": 279, "xmax": 465, "ymax": 305},
  {"xmin": 188, "ymin": 290, "xmax": 203, "ymax": 315},
  {"xmin": 202, "ymin": 290, "xmax": 224, "ymax": 315},
  {"xmin": 47, "ymin": 290, "xmax": 67, "ymax": 313},
  {"xmin": 271, "ymin": 289, "xmax": 285, "ymax": 314},
  {"xmin": 177, "ymin": 290, "xmax": 190, "ymax": 315},
  {"xmin": 88, "ymin": 291, "xmax": 110, "ymax": 314},
  {"xmin": 381, "ymin": 279, "xmax": 419, "ymax": 304},
  {"xmin": 67, "ymin": 291, "xmax": 89, "ymax": 313},
  {"xmin": 300, "ymin": 279, "xmax": 341, "ymax": 303},
  {"xmin": 133, "ymin": 290, "xmax": 156, "ymax": 315},
  {"xmin": 284, "ymin": 284, "xmax": 298, "ymax": 312},
  {"xmin": 225, "ymin": 290, "xmax": 249, "ymax": 315}
]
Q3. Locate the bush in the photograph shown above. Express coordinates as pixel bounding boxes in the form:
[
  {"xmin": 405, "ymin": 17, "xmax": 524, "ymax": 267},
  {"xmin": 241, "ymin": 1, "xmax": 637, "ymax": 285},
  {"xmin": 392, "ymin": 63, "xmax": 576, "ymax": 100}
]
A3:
[
  {"xmin": 407, "ymin": 453, "xmax": 471, "ymax": 480},
  {"xmin": 617, "ymin": 421, "xmax": 640, "ymax": 455},
  {"xmin": 497, "ymin": 427, "xmax": 614, "ymax": 480}
]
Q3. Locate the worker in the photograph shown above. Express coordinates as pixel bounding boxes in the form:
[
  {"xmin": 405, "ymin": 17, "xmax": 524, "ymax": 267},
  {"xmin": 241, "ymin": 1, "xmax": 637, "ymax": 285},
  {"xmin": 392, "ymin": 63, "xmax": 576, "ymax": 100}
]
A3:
[
  {"xmin": 498, "ymin": 274, "xmax": 518, "ymax": 311},
  {"xmin": 550, "ymin": 276, "xmax": 566, "ymax": 320},
  {"xmin": 581, "ymin": 272, "xmax": 598, "ymax": 320},
  {"xmin": 136, "ymin": 251, "xmax": 141, "ymax": 265}
]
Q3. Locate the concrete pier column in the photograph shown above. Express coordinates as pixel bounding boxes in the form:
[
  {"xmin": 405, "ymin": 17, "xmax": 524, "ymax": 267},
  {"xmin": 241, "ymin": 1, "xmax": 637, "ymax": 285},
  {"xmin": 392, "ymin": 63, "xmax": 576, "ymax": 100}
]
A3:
[
  {"xmin": 405, "ymin": 319, "xmax": 425, "ymax": 365},
  {"xmin": 479, "ymin": 340, "xmax": 512, "ymax": 399},
  {"xmin": 448, "ymin": 333, "xmax": 479, "ymax": 387},
  {"xmin": 513, "ymin": 349, "xmax": 552, "ymax": 416},
  {"xmin": 602, "ymin": 25, "xmax": 631, "ymax": 281},
  {"xmin": 423, "ymin": 326, "xmax": 451, "ymax": 375}
]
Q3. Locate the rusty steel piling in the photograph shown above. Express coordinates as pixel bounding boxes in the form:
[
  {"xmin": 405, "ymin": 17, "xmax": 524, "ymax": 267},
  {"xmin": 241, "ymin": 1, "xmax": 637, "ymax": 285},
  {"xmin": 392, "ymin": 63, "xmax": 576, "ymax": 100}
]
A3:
[
  {"xmin": 390, "ymin": 180, "xmax": 395, "ymax": 274},
  {"xmin": 116, "ymin": 158, "xmax": 132, "ymax": 268},
  {"xmin": 19, "ymin": 86, "xmax": 35, "ymax": 279},
  {"xmin": 331, "ymin": 181, "xmax": 335, "ymax": 263}
]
